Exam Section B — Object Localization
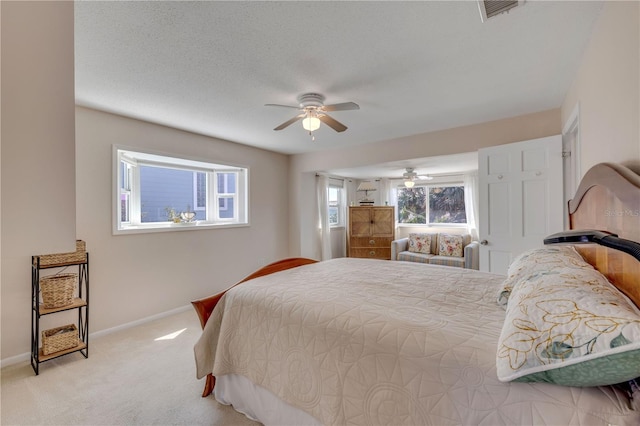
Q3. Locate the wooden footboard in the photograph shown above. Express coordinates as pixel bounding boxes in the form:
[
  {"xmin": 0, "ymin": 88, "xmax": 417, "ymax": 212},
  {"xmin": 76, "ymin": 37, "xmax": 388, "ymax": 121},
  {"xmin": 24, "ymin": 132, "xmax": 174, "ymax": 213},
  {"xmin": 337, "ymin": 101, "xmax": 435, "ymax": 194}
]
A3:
[{"xmin": 191, "ymin": 257, "xmax": 318, "ymax": 397}]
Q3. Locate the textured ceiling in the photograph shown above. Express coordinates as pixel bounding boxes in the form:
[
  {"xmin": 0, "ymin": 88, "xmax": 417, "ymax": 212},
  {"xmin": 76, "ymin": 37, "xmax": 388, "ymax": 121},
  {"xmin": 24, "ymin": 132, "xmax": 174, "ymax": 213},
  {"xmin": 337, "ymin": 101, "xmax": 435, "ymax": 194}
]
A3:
[{"xmin": 75, "ymin": 0, "xmax": 603, "ymax": 163}]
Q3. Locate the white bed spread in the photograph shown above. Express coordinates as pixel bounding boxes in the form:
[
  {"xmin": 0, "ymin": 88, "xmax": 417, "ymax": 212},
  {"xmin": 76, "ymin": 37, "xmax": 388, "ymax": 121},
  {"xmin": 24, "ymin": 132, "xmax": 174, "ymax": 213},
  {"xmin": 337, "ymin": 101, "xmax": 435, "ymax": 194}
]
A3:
[{"xmin": 194, "ymin": 258, "xmax": 639, "ymax": 425}]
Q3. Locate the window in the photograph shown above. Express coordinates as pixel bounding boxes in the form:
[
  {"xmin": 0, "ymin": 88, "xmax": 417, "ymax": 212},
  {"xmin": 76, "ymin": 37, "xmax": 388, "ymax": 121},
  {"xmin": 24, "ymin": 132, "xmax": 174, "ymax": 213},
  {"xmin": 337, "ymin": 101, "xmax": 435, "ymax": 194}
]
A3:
[
  {"xmin": 328, "ymin": 187, "xmax": 341, "ymax": 226},
  {"xmin": 327, "ymin": 178, "xmax": 345, "ymax": 227},
  {"xmin": 194, "ymin": 172, "xmax": 206, "ymax": 212},
  {"xmin": 397, "ymin": 184, "xmax": 466, "ymax": 225},
  {"xmin": 114, "ymin": 147, "xmax": 248, "ymax": 233}
]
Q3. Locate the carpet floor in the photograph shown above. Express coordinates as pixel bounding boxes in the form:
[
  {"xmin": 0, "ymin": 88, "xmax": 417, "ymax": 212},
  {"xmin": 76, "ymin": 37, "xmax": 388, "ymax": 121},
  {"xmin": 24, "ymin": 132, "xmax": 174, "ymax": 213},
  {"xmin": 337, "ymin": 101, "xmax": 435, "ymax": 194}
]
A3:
[{"xmin": 1, "ymin": 309, "xmax": 258, "ymax": 425}]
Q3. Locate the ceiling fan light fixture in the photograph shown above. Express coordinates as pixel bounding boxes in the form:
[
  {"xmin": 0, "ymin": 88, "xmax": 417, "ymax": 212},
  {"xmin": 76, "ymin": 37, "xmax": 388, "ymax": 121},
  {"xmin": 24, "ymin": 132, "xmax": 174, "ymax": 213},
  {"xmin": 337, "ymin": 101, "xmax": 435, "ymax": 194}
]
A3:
[
  {"xmin": 401, "ymin": 167, "xmax": 432, "ymax": 187},
  {"xmin": 302, "ymin": 115, "xmax": 321, "ymax": 132},
  {"xmin": 266, "ymin": 93, "xmax": 359, "ymax": 136}
]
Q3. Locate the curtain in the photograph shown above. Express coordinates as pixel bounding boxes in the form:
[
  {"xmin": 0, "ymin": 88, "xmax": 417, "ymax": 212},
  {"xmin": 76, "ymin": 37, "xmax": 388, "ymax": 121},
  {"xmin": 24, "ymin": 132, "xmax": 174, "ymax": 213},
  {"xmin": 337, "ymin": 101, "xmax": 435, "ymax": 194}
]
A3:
[
  {"xmin": 380, "ymin": 178, "xmax": 391, "ymax": 207},
  {"xmin": 381, "ymin": 178, "xmax": 398, "ymax": 228},
  {"xmin": 340, "ymin": 180, "xmax": 348, "ymax": 256},
  {"xmin": 464, "ymin": 172, "xmax": 479, "ymax": 241},
  {"xmin": 316, "ymin": 175, "xmax": 332, "ymax": 261},
  {"xmin": 383, "ymin": 178, "xmax": 399, "ymax": 209}
]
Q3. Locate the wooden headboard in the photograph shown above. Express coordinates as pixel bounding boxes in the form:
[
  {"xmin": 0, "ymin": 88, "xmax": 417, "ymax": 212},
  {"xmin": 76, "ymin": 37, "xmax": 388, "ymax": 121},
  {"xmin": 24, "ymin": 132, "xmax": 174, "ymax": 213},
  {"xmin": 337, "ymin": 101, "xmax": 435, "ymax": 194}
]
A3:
[{"xmin": 568, "ymin": 162, "xmax": 640, "ymax": 307}]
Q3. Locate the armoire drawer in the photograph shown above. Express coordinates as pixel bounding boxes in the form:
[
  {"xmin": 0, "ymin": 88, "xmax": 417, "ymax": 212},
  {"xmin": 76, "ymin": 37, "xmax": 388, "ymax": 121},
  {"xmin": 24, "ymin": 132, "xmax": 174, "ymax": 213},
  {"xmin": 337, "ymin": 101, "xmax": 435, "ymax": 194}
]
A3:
[
  {"xmin": 349, "ymin": 248, "xmax": 391, "ymax": 260},
  {"xmin": 350, "ymin": 237, "xmax": 393, "ymax": 248}
]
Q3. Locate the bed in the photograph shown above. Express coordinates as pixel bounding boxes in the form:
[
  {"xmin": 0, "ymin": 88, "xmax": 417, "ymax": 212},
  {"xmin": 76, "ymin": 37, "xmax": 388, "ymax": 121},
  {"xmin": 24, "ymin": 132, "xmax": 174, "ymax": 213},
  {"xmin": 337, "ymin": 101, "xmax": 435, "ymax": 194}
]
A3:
[{"xmin": 193, "ymin": 162, "xmax": 640, "ymax": 425}]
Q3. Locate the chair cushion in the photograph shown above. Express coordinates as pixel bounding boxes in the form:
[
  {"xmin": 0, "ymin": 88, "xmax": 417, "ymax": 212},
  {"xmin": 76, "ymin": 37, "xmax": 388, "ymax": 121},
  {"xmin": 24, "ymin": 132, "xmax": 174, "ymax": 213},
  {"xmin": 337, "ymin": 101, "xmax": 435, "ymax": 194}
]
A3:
[
  {"xmin": 397, "ymin": 251, "xmax": 433, "ymax": 263},
  {"xmin": 429, "ymin": 255, "xmax": 466, "ymax": 268}
]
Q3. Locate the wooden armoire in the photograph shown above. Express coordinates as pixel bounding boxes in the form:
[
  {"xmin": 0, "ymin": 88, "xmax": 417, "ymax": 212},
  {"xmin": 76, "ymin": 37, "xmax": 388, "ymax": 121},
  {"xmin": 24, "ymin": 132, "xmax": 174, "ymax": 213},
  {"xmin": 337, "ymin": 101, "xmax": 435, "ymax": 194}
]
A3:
[{"xmin": 348, "ymin": 206, "xmax": 395, "ymax": 259}]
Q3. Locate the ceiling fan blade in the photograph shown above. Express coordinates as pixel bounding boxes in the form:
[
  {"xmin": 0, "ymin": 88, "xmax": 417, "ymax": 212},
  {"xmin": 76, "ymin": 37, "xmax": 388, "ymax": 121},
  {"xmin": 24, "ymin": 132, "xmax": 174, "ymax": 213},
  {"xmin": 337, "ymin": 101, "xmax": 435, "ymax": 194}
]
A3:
[
  {"xmin": 321, "ymin": 102, "xmax": 360, "ymax": 112},
  {"xmin": 273, "ymin": 114, "xmax": 305, "ymax": 131},
  {"xmin": 318, "ymin": 114, "xmax": 347, "ymax": 132},
  {"xmin": 265, "ymin": 103, "xmax": 300, "ymax": 109}
]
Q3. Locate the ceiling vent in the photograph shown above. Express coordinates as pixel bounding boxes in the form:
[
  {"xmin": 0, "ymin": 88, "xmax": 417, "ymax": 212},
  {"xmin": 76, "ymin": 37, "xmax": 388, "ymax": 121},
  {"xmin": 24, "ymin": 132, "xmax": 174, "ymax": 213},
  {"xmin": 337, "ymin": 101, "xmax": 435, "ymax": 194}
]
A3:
[{"xmin": 478, "ymin": 0, "xmax": 524, "ymax": 22}]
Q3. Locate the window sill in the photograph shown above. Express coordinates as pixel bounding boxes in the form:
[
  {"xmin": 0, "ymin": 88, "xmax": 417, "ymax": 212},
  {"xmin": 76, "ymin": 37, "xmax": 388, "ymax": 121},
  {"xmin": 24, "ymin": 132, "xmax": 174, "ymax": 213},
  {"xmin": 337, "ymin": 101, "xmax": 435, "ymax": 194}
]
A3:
[{"xmin": 114, "ymin": 221, "xmax": 249, "ymax": 235}]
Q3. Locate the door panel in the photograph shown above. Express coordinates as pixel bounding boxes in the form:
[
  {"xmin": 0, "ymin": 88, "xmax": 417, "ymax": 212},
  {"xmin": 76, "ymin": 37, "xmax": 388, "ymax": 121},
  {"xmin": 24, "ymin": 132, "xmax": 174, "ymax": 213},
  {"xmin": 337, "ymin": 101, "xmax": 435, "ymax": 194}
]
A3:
[
  {"xmin": 522, "ymin": 148, "xmax": 547, "ymax": 171},
  {"xmin": 489, "ymin": 250, "xmax": 512, "ymax": 276},
  {"xmin": 372, "ymin": 207, "xmax": 394, "ymax": 236},
  {"xmin": 488, "ymin": 182, "xmax": 511, "ymax": 237},
  {"xmin": 488, "ymin": 152, "xmax": 509, "ymax": 175},
  {"xmin": 522, "ymin": 180, "xmax": 547, "ymax": 236},
  {"xmin": 350, "ymin": 208, "xmax": 372, "ymax": 237},
  {"xmin": 479, "ymin": 135, "xmax": 563, "ymax": 274}
]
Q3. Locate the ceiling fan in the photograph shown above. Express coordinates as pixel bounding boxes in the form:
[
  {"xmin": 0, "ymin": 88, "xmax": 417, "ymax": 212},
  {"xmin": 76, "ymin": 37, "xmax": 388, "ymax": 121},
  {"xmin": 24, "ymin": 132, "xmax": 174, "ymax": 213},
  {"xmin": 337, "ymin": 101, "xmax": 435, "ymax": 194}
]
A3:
[
  {"xmin": 265, "ymin": 93, "xmax": 359, "ymax": 139},
  {"xmin": 402, "ymin": 167, "xmax": 433, "ymax": 188}
]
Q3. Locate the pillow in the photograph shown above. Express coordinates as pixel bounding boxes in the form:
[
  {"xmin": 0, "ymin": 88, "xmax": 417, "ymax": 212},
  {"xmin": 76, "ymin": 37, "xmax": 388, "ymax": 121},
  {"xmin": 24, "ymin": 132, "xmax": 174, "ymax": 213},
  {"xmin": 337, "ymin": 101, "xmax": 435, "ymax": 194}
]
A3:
[
  {"xmin": 497, "ymin": 246, "xmax": 592, "ymax": 307},
  {"xmin": 408, "ymin": 233, "xmax": 432, "ymax": 254},
  {"xmin": 507, "ymin": 246, "xmax": 589, "ymax": 278},
  {"xmin": 438, "ymin": 234, "xmax": 463, "ymax": 257},
  {"xmin": 496, "ymin": 265, "xmax": 640, "ymax": 387}
]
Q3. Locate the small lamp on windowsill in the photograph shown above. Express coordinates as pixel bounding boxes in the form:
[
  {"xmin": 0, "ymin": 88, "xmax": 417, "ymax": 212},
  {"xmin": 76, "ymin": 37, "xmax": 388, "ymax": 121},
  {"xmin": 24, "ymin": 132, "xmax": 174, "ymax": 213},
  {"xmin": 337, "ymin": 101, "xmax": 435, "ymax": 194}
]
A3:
[
  {"xmin": 544, "ymin": 229, "xmax": 640, "ymax": 261},
  {"xmin": 356, "ymin": 181, "xmax": 377, "ymax": 206}
]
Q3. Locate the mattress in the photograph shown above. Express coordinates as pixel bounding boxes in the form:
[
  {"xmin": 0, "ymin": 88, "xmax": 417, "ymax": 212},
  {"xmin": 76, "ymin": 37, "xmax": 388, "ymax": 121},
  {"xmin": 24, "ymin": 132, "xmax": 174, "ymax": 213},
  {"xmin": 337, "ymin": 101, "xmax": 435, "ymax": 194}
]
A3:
[{"xmin": 194, "ymin": 257, "xmax": 639, "ymax": 425}]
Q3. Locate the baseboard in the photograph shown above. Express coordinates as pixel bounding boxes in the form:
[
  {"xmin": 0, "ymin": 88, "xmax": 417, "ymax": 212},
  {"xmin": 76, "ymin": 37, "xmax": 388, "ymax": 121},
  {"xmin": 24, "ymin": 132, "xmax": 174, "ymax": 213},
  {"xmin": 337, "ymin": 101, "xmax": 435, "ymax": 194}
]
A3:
[
  {"xmin": 0, "ymin": 304, "xmax": 192, "ymax": 369},
  {"xmin": 89, "ymin": 304, "xmax": 191, "ymax": 339}
]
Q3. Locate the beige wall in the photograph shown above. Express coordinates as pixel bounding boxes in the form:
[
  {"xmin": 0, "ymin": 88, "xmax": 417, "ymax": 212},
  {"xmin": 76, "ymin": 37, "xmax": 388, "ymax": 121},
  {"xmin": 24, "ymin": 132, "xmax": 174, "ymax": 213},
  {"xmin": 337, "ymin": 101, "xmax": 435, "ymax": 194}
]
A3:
[
  {"xmin": 1, "ymin": 2, "xmax": 77, "ymax": 361},
  {"xmin": 76, "ymin": 107, "xmax": 289, "ymax": 338},
  {"xmin": 289, "ymin": 109, "xmax": 561, "ymax": 258},
  {"xmin": 561, "ymin": 1, "xmax": 640, "ymax": 174},
  {"xmin": 74, "ymin": 107, "xmax": 290, "ymax": 336}
]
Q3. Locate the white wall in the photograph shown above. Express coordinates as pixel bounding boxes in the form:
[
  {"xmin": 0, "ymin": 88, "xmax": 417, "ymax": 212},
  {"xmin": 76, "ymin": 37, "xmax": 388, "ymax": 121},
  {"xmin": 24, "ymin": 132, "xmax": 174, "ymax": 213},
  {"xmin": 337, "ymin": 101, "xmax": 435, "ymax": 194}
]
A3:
[
  {"xmin": 75, "ymin": 107, "xmax": 290, "ymax": 334},
  {"xmin": 289, "ymin": 109, "xmax": 561, "ymax": 258},
  {"xmin": 1, "ymin": 2, "xmax": 77, "ymax": 361},
  {"xmin": 561, "ymin": 1, "xmax": 640, "ymax": 174}
]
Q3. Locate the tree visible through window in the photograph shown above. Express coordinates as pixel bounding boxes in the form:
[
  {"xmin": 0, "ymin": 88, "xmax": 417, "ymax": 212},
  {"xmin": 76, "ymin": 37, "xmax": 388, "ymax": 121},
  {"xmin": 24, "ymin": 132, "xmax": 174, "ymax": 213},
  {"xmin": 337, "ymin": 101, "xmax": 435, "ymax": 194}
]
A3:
[{"xmin": 398, "ymin": 185, "xmax": 466, "ymax": 225}]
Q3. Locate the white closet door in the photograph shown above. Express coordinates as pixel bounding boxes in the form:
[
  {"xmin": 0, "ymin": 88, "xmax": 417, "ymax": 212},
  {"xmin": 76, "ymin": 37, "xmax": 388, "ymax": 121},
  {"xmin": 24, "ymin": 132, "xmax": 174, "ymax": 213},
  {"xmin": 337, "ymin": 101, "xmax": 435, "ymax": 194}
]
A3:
[{"xmin": 478, "ymin": 135, "xmax": 564, "ymax": 274}]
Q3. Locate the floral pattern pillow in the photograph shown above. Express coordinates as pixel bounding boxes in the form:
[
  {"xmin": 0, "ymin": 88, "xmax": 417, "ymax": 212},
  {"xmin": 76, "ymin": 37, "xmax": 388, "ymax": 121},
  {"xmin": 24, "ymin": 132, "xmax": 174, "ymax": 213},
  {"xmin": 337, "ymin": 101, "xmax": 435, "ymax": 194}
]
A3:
[
  {"xmin": 497, "ymin": 246, "xmax": 591, "ymax": 307},
  {"xmin": 496, "ymin": 265, "xmax": 640, "ymax": 387},
  {"xmin": 438, "ymin": 234, "xmax": 463, "ymax": 257},
  {"xmin": 408, "ymin": 233, "xmax": 432, "ymax": 254}
]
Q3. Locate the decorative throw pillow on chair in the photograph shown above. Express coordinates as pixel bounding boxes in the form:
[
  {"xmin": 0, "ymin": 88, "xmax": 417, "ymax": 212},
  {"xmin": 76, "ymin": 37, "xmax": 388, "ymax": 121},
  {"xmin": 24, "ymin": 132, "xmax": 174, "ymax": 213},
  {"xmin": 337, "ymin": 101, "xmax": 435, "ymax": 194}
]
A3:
[
  {"xmin": 439, "ymin": 234, "xmax": 464, "ymax": 257},
  {"xmin": 408, "ymin": 233, "xmax": 432, "ymax": 254}
]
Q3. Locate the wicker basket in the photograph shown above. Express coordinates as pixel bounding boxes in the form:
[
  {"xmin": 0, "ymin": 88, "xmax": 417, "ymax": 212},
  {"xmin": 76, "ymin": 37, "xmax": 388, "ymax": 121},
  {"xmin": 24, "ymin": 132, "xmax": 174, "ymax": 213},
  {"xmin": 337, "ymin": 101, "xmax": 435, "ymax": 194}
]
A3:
[
  {"xmin": 42, "ymin": 324, "xmax": 79, "ymax": 355},
  {"xmin": 38, "ymin": 240, "xmax": 87, "ymax": 267},
  {"xmin": 40, "ymin": 273, "xmax": 76, "ymax": 309}
]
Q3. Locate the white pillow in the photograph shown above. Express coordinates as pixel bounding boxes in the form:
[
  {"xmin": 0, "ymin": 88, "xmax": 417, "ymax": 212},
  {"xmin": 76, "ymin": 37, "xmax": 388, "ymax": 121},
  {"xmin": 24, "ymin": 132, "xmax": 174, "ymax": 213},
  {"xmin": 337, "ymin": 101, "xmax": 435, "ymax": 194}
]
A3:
[{"xmin": 497, "ymin": 246, "xmax": 591, "ymax": 307}]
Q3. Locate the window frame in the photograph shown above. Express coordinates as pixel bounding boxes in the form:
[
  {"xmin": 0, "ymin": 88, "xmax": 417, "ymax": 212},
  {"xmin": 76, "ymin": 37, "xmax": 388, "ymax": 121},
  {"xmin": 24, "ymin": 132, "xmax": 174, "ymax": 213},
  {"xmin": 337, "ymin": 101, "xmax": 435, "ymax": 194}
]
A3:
[
  {"xmin": 193, "ymin": 172, "xmax": 207, "ymax": 212},
  {"xmin": 396, "ymin": 182, "xmax": 467, "ymax": 228},
  {"xmin": 213, "ymin": 171, "xmax": 239, "ymax": 222},
  {"xmin": 327, "ymin": 186, "xmax": 343, "ymax": 228},
  {"xmin": 327, "ymin": 178, "xmax": 345, "ymax": 228},
  {"xmin": 113, "ymin": 146, "xmax": 249, "ymax": 234}
]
